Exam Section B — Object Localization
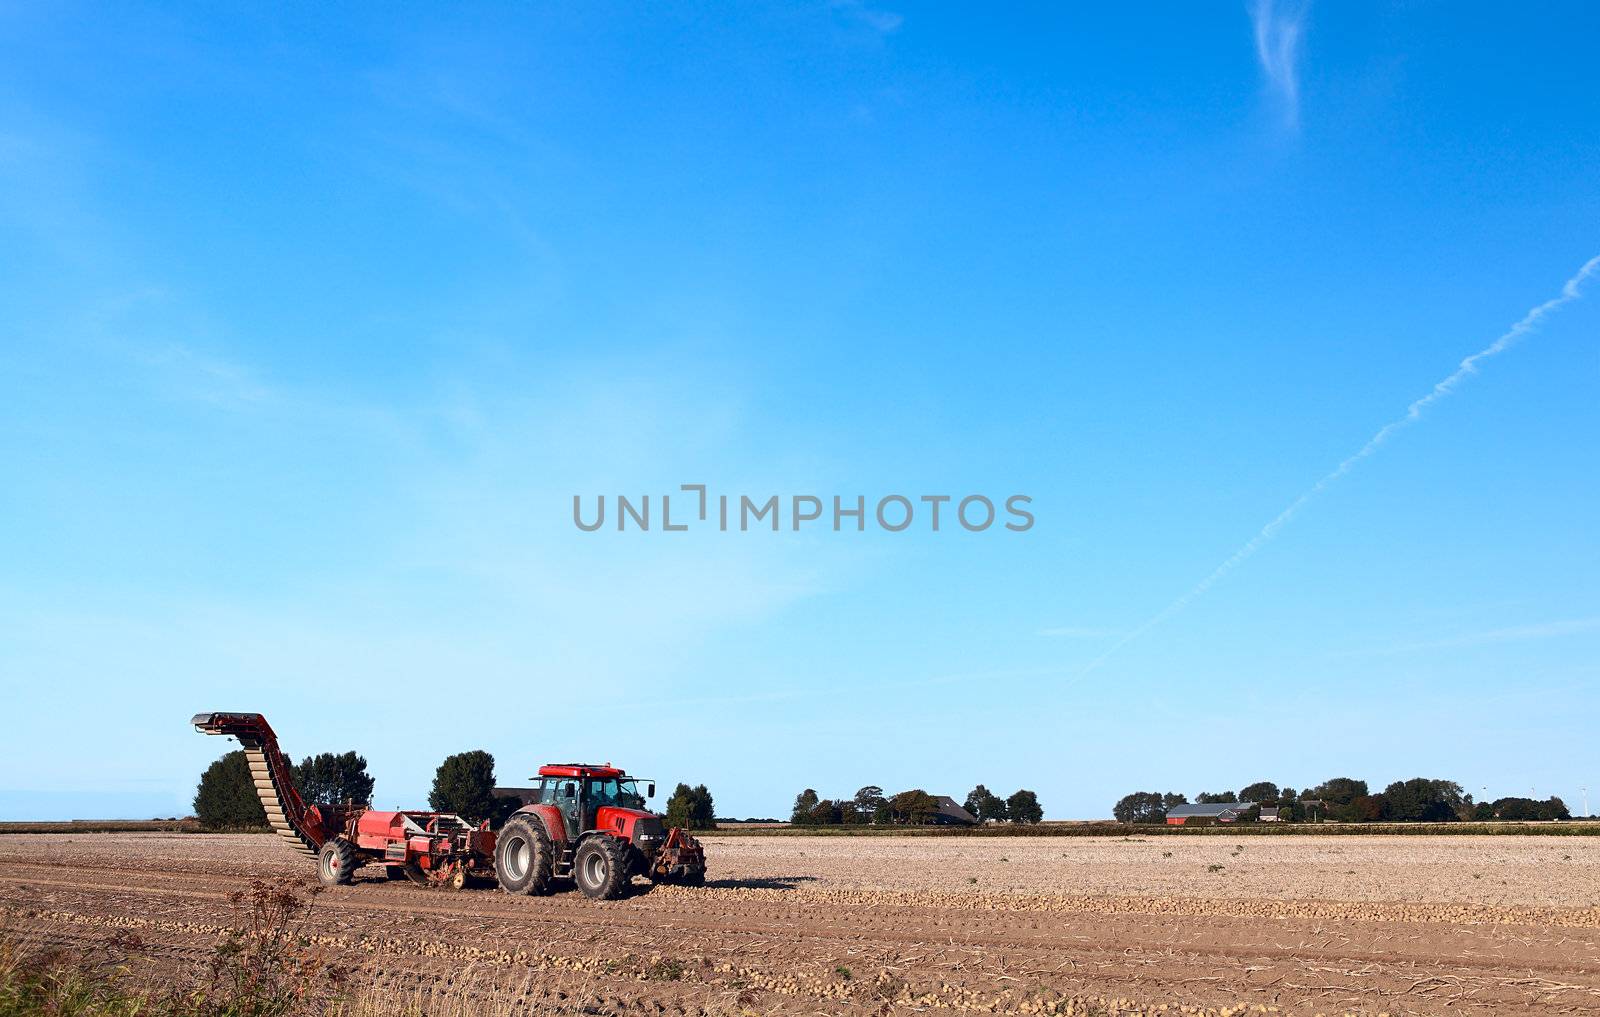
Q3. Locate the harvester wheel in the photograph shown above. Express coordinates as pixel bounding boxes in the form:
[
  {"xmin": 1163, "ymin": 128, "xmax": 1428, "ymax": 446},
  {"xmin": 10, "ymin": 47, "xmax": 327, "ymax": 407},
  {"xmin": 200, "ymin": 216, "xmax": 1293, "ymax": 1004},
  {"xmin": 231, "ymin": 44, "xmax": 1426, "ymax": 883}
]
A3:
[
  {"xmin": 574, "ymin": 836, "xmax": 628, "ymax": 900},
  {"xmin": 317, "ymin": 837, "xmax": 356, "ymax": 886},
  {"xmin": 495, "ymin": 816, "xmax": 554, "ymax": 896}
]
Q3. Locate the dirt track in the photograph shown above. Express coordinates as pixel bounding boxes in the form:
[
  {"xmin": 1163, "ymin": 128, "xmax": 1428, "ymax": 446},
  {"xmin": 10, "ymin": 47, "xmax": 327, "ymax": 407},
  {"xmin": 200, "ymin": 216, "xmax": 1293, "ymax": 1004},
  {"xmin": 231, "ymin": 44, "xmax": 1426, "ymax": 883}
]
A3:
[{"xmin": 3, "ymin": 832, "xmax": 1598, "ymax": 1015}]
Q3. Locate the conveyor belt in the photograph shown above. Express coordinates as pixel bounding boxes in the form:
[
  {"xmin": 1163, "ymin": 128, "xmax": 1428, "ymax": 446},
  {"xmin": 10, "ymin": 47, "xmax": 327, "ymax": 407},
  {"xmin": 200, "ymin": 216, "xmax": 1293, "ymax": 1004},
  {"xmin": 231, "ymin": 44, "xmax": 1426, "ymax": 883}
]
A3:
[
  {"xmin": 240, "ymin": 739, "xmax": 317, "ymax": 857},
  {"xmin": 192, "ymin": 712, "xmax": 321, "ymax": 858}
]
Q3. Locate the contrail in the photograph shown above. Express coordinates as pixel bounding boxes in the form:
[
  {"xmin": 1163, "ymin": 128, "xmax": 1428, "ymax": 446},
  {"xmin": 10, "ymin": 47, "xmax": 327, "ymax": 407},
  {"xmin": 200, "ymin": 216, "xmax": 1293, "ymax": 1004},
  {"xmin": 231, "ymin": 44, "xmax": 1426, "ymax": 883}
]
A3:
[{"xmin": 1073, "ymin": 253, "xmax": 1600, "ymax": 680}]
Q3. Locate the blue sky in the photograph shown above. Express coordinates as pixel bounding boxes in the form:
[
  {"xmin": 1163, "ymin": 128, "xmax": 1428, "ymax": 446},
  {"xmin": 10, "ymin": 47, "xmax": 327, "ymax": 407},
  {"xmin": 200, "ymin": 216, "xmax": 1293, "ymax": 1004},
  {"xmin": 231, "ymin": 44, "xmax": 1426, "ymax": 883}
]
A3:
[{"xmin": 2, "ymin": 2, "xmax": 1598, "ymax": 821}]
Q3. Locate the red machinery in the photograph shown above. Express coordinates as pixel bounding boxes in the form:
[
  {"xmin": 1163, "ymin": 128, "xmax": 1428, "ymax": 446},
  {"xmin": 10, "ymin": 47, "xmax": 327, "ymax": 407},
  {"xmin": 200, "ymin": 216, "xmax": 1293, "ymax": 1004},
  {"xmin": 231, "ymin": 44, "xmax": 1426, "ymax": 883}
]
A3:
[
  {"xmin": 192, "ymin": 712, "xmax": 494, "ymax": 888},
  {"xmin": 192, "ymin": 712, "xmax": 706, "ymax": 899},
  {"xmin": 494, "ymin": 763, "xmax": 707, "ymax": 899}
]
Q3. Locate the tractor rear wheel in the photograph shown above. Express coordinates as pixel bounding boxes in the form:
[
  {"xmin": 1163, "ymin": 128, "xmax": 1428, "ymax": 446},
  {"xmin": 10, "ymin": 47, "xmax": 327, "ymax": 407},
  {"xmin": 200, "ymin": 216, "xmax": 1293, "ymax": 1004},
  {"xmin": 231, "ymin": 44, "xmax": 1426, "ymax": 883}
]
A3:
[
  {"xmin": 574, "ymin": 836, "xmax": 628, "ymax": 900},
  {"xmin": 317, "ymin": 837, "xmax": 356, "ymax": 886},
  {"xmin": 495, "ymin": 816, "xmax": 554, "ymax": 896}
]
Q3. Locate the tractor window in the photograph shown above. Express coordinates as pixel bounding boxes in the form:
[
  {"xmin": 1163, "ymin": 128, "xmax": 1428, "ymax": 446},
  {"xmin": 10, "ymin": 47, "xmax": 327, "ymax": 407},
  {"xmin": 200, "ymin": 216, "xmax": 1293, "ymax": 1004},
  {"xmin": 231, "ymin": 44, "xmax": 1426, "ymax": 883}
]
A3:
[
  {"xmin": 537, "ymin": 780, "xmax": 558, "ymax": 805},
  {"xmin": 583, "ymin": 778, "xmax": 644, "ymax": 809}
]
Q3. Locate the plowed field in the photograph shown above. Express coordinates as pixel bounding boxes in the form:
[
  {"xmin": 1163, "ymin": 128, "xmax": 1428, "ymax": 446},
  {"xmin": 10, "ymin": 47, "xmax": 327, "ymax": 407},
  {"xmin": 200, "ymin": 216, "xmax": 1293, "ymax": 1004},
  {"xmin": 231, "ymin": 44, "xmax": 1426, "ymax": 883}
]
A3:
[{"xmin": 3, "ymin": 832, "xmax": 1598, "ymax": 1015}]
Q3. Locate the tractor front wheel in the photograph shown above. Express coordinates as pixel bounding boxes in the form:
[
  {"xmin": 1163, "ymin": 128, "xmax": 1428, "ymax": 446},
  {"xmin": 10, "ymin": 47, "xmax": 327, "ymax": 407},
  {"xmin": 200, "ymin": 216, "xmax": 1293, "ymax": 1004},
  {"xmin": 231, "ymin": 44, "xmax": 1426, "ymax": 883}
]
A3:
[
  {"xmin": 574, "ymin": 836, "xmax": 628, "ymax": 900},
  {"xmin": 317, "ymin": 837, "xmax": 356, "ymax": 886},
  {"xmin": 495, "ymin": 816, "xmax": 554, "ymax": 896}
]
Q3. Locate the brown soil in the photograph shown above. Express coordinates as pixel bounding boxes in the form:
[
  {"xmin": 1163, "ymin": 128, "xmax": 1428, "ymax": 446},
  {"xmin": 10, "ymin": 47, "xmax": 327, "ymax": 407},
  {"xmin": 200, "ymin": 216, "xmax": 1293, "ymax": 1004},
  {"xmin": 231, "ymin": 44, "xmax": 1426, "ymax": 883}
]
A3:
[{"xmin": 2, "ymin": 832, "xmax": 1597, "ymax": 1015}]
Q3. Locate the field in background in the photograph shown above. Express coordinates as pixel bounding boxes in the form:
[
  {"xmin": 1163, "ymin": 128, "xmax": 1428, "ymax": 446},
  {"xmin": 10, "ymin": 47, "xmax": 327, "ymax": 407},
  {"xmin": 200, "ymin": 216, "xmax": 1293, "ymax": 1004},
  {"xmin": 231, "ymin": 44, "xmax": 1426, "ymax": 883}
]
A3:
[
  {"xmin": 2, "ymin": 831, "xmax": 1597, "ymax": 1015},
  {"xmin": 713, "ymin": 819, "xmax": 1600, "ymax": 836},
  {"xmin": 0, "ymin": 819, "xmax": 204, "ymax": 834},
  {"xmin": 6, "ymin": 819, "xmax": 1596, "ymax": 837}
]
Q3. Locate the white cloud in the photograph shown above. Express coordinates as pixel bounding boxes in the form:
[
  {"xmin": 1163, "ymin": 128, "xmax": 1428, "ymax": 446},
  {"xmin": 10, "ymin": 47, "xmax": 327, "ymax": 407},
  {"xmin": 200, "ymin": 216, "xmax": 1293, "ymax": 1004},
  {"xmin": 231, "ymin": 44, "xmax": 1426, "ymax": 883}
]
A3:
[
  {"xmin": 1249, "ymin": 0, "xmax": 1310, "ymax": 127},
  {"xmin": 830, "ymin": 0, "xmax": 903, "ymax": 36}
]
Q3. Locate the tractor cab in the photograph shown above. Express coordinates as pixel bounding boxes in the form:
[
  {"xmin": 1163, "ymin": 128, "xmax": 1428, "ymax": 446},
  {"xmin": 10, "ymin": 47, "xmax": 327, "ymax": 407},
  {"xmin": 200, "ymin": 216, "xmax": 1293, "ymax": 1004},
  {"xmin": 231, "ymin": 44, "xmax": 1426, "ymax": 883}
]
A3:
[{"xmin": 533, "ymin": 763, "xmax": 655, "ymax": 840}]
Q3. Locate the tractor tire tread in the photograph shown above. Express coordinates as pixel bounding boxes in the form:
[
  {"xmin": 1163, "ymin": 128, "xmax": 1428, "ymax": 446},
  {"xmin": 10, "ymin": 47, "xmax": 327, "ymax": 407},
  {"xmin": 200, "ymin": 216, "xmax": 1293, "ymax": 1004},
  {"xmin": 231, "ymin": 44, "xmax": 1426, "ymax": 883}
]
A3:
[
  {"xmin": 574, "ymin": 836, "xmax": 629, "ymax": 901},
  {"xmin": 317, "ymin": 837, "xmax": 356, "ymax": 886},
  {"xmin": 495, "ymin": 815, "xmax": 555, "ymax": 896}
]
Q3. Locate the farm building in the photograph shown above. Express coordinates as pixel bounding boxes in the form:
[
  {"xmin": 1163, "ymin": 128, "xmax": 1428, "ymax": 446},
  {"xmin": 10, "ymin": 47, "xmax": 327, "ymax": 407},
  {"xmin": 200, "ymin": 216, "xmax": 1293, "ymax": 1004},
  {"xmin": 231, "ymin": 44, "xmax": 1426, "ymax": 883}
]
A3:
[
  {"xmin": 1166, "ymin": 802, "xmax": 1255, "ymax": 825},
  {"xmin": 931, "ymin": 796, "xmax": 979, "ymax": 825},
  {"xmin": 491, "ymin": 786, "xmax": 540, "ymax": 810}
]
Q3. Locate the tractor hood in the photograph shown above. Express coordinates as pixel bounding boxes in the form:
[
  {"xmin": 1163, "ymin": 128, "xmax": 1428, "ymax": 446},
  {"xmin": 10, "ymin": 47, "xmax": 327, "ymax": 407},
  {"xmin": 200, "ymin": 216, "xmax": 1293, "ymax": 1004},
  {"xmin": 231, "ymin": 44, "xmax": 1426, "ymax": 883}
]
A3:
[
  {"xmin": 595, "ymin": 804, "xmax": 659, "ymax": 827},
  {"xmin": 595, "ymin": 806, "xmax": 666, "ymax": 849}
]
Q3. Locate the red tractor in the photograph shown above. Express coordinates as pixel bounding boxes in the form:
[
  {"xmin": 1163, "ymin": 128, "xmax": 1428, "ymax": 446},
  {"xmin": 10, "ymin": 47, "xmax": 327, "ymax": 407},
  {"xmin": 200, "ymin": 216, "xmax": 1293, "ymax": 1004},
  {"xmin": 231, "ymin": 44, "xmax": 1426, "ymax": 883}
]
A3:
[
  {"xmin": 494, "ymin": 763, "xmax": 706, "ymax": 899},
  {"xmin": 192, "ymin": 712, "xmax": 705, "ymax": 900}
]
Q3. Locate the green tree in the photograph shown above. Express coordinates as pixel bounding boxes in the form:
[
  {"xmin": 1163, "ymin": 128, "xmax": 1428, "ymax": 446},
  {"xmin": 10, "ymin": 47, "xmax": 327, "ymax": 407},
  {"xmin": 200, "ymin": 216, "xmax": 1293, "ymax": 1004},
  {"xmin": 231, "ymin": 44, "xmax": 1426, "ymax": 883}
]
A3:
[
  {"xmin": 1113, "ymin": 791, "xmax": 1171, "ymax": 824},
  {"xmin": 665, "ymin": 783, "xmax": 694, "ymax": 828},
  {"xmin": 665, "ymin": 783, "xmax": 717, "ymax": 830},
  {"xmin": 963, "ymin": 784, "xmax": 1008, "ymax": 823},
  {"xmin": 1490, "ymin": 797, "xmax": 1542, "ymax": 821},
  {"xmin": 428, "ymin": 750, "xmax": 498, "ymax": 822},
  {"xmin": 808, "ymin": 799, "xmax": 843, "ymax": 825},
  {"xmin": 1238, "ymin": 781, "xmax": 1279, "ymax": 804},
  {"xmin": 854, "ymin": 785, "xmax": 891, "ymax": 824},
  {"xmin": 292, "ymin": 751, "xmax": 375, "ymax": 806},
  {"xmin": 1279, "ymin": 787, "xmax": 1298, "ymax": 803},
  {"xmin": 1162, "ymin": 792, "xmax": 1188, "ymax": 810},
  {"xmin": 791, "ymin": 788, "xmax": 820, "ymax": 825},
  {"xmin": 194, "ymin": 750, "xmax": 268, "ymax": 829},
  {"xmin": 889, "ymin": 789, "xmax": 938, "ymax": 824},
  {"xmin": 1309, "ymin": 777, "xmax": 1368, "ymax": 807},
  {"xmin": 686, "ymin": 784, "xmax": 715, "ymax": 829},
  {"xmin": 1197, "ymin": 791, "xmax": 1237, "ymax": 804},
  {"xmin": 1381, "ymin": 778, "xmax": 1464, "ymax": 823},
  {"xmin": 962, "ymin": 784, "xmax": 985, "ymax": 816},
  {"xmin": 1006, "ymin": 789, "xmax": 1043, "ymax": 824},
  {"xmin": 1344, "ymin": 794, "xmax": 1390, "ymax": 822}
]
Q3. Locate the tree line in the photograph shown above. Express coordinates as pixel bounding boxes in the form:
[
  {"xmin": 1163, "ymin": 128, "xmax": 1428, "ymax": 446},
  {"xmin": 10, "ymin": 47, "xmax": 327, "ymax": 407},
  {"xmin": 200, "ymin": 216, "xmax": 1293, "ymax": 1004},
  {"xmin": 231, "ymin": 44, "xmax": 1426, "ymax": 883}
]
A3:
[
  {"xmin": 193, "ymin": 749, "xmax": 718, "ymax": 831},
  {"xmin": 790, "ymin": 784, "xmax": 1043, "ymax": 825},
  {"xmin": 1113, "ymin": 777, "xmax": 1572, "ymax": 825}
]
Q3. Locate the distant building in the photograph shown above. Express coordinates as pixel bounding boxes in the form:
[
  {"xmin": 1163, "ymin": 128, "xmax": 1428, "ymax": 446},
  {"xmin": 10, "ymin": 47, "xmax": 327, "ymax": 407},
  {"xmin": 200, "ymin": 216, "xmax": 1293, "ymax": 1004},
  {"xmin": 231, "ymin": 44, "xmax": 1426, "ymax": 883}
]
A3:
[
  {"xmin": 930, "ymin": 796, "xmax": 979, "ymax": 825},
  {"xmin": 1166, "ymin": 802, "xmax": 1254, "ymax": 825},
  {"xmin": 1258, "ymin": 806, "xmax": 1280, "ymax": 822},
  {"xmin": 492, "ymin": 786, "xmax": 540, "ymax": 810}
]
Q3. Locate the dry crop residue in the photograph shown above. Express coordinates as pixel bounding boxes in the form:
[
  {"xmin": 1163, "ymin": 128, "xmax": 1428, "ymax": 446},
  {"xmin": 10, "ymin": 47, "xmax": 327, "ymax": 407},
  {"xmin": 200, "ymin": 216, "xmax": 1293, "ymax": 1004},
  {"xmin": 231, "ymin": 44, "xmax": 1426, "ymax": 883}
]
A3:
[{"xmin": 3, "ymin": 832, "xmax": 1598, "ymax": 1015}]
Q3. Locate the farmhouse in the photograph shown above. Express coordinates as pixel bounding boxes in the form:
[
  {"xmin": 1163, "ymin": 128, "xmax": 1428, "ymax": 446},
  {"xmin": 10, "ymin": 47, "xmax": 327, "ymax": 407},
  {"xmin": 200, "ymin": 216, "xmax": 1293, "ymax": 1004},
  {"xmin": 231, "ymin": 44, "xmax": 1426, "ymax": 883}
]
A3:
[
  {"xmin": 1166, "ymin": 802, "xmax": 1254, "ymax": 825},
  {"xmin": 931, "ymin": 796, "xmax": 980, "ymax": 825}
]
